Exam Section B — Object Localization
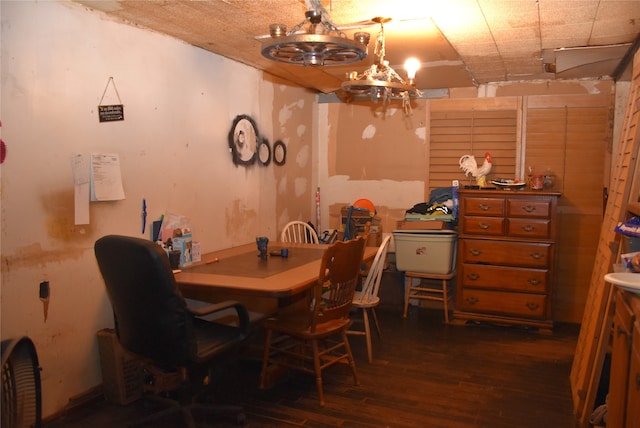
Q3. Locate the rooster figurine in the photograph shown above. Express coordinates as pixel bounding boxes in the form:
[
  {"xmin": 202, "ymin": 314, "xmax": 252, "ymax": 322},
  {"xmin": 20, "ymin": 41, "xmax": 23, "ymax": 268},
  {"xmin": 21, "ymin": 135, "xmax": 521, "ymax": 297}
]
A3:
[{"xmin": 459, "ymin": 152, "xmax": 493, "ymax": 187}]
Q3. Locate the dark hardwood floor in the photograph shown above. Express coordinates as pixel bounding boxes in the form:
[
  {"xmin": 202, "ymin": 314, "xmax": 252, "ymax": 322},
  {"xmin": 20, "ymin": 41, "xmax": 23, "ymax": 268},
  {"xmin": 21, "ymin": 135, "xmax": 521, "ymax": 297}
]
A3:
[{"xmin": 44, "ymin": 306, "xmax": 580, "ymax": 428}]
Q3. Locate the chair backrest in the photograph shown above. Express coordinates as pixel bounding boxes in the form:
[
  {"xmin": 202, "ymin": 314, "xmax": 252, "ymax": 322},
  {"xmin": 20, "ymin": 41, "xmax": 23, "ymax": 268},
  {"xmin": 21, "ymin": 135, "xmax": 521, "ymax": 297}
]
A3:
[
  {"xmin": 94, "ymin": 235, "xmax": 196, "ymax": 368},
  {"xmin": 310, "ymin": 237, "xmax": 367, "ymax": 331},
  {"xmin": 281, "ymin": 221, "xmax": 319, "ymax": 244},
  {"xmin": 357, "ymin": 235, "xmax": 391, "ymax": 304}
]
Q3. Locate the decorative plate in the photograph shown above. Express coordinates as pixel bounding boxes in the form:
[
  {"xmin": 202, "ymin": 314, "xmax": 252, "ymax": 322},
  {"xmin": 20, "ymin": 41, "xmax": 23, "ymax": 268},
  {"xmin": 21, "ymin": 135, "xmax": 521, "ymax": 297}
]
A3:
[
  {"xmin": 491, "ymin": 179, "xmax": 526, "ymax": 188},
  {"xmin": 258, "ymin": 138, "xmax": 271, "ymax": 166},
  {"xmin": 228, "ymin": 115, "xmax": 259, "ymax": 166},
  {"xmin": 273, "ymin": 140, "xmax": 287, "ymax": 166}
]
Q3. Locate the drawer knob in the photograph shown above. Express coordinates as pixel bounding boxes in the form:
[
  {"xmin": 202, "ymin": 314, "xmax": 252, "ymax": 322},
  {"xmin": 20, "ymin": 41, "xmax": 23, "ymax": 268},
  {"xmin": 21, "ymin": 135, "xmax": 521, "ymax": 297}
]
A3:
[
  {"xmin": 478, "ymin": 222, "xmax": 491, "ymax": 230},
  {"xmin": 526, "ymin": 302, "xmax": 539, "ymax": 311},
  {"xmin": 467, "ymin": 273, "xmax": 479, "ymax": 280},
  {"xmin": 522, "ymin": 224, "xmax": 534, "ymax": 232},
  {"xmin": 478, "ymin": 204, "xmax": 490, "ymax": 211},
  {"xmin": 466, "ymin": 297, "xmax": 479, "ymax": 304},
  {"xmin": 530, "ymin": 252, "xmax": 544, "ymax": 260},
  {"xmin": 523, "ymin": 205, "xmax": 536, "ymax": 213},
  {"xmin": 470, "ymin": 248, "xmax": 482, "ymax": 256},
  {"xmin": 528, "ymin": 278, "xmax": 540, "ymax": 285}
]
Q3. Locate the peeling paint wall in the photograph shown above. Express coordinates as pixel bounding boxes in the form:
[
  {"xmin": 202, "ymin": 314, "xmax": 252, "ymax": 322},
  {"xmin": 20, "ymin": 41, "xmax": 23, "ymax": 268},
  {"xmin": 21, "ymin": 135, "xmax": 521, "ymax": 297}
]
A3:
[{"xmin": 0, "ymin": 1, "xmax": 311, "ymax": 418}]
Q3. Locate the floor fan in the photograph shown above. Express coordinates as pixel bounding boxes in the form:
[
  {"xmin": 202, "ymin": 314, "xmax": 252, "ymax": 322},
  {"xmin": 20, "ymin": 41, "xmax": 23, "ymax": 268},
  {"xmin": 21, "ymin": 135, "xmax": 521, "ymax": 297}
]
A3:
[{"xmin": 1, "ymin": 336, "xmax": 42, "ymax": 428}]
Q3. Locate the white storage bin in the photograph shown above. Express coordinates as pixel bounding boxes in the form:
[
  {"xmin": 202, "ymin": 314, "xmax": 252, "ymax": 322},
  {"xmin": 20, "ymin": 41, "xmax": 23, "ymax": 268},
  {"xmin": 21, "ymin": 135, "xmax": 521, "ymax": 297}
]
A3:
[{"xmin": 393, "ymin": 230, "xmax": 457, "ymax": 274}]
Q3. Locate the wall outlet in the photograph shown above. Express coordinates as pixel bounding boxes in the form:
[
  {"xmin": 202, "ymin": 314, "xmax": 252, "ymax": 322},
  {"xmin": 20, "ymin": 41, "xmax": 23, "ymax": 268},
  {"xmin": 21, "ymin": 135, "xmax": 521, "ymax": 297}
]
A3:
[{"xmin": 39, "ymin": 281, "xmax": 49, "ymax": 299}]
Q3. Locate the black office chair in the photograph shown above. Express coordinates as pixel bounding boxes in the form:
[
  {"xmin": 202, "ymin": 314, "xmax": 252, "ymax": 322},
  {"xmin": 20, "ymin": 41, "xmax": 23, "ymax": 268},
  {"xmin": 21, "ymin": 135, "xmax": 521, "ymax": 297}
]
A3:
[{"xmin": 94, "ymin": 235, "xmax": 250, "ymax": 427}]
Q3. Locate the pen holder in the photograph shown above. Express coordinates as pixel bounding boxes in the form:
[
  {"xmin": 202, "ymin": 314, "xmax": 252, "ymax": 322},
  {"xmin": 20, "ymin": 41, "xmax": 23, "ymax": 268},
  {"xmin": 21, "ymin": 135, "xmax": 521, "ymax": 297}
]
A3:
[{"xmin": 256, "ymin": 236, "xmax": 269, "ymax": 260}]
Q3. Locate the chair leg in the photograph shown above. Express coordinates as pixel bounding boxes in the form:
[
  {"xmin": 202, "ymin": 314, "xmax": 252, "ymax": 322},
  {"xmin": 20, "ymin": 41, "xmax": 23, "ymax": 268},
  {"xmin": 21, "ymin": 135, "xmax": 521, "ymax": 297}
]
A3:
[
  {"xmin": 259, "ymin": 329, "xmax": 273, "ymax": 389},
  {"xmin": 362, "ymin": 308, "xmax": 373, "ymax": 364},
  {"xmin": 442, "ymin": 279, "xmax": 449, "ymax": 323},
  {"xmin": 403, "ymin": 275, "xmax": 412, "ymax": 318},
  {"xmin": 370, "ymin": 307, "xmax": 382, "ymax": 339},
  {"xmin": 341, "ymin": 330, "xmax": 359, "ymax": 387},
  {"xmin": 128, "ymin": 396, "xmax": 196, "ymax": 428},
  {"xmin": 311, "ymin": 339, "xmax": 325, "ymax": 407}
]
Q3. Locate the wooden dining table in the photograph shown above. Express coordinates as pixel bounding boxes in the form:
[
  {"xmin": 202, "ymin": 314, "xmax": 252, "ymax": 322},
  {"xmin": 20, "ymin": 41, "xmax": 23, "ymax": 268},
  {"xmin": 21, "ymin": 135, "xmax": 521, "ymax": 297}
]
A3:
[
  {"xmin": 176, "ymin": 241, "xmax": 378, "ymax": 383},
  {"xmin": 175, "ymin": 242, "xmax": 378, "ymax": 309}
]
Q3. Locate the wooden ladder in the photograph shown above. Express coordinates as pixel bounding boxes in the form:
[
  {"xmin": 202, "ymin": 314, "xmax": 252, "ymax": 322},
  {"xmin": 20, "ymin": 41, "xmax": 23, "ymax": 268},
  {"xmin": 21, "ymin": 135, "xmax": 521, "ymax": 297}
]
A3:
[{"xmin": 570, "ymin": 51, "xmax": 640, "ymax": 426}]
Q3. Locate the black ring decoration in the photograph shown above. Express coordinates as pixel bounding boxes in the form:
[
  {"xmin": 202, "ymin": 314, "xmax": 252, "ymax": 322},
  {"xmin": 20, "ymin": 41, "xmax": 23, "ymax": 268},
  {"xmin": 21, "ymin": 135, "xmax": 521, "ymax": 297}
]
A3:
[
  {"xmin": 273, "ymin": 140, "xmax": 287, "ymax": 166},
  {"xmin": 257, "ymin": 138, "xmax": 272, "ymax": 166},
  {"xmin": 228, "ymin": 114, "xmax": 258, "ymax": 166}
]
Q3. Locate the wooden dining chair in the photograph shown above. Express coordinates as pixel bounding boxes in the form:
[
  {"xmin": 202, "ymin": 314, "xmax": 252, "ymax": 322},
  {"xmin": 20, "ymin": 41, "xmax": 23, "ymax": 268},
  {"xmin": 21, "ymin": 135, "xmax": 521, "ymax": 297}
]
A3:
[
  {"xmin": 347, "ymin": 235, "xmax": 391, "ymax": 363},
  {"xmin": 280, "ymin": 221, "xmax": 319, "ymax": 244},
  {"xmin": 259, "ymin": 236, "xmax": 367, "ymax": 407}
]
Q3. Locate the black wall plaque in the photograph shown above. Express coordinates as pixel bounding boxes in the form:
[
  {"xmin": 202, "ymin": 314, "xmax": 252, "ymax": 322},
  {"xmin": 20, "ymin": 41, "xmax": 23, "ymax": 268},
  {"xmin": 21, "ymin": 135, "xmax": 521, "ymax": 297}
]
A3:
[{"xmin": 98, "ymin": 105, "xmax": 124, "ymax": 122}]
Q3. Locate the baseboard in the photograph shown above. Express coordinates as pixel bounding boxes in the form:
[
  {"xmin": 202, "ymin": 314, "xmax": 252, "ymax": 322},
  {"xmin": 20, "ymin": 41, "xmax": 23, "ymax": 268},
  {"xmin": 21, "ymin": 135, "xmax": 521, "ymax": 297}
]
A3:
[{"xmin": 43, "ymin": 385, "xmax": 104, "ymax": 424}]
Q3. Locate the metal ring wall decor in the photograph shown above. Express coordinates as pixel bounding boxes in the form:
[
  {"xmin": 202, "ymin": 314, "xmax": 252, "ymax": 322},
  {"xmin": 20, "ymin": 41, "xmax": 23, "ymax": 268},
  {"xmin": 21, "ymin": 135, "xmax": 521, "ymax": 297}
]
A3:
[
  {"xmin": 273, "ymin": 140, "xmax": 287, "ymax": 166},
  {"xmin": 228, "ymin": 114, "xmax": 259, "ymax": 166},
  {"xmin": 257, "ymin": 138, "xmax": 272, "ymax": 166}
]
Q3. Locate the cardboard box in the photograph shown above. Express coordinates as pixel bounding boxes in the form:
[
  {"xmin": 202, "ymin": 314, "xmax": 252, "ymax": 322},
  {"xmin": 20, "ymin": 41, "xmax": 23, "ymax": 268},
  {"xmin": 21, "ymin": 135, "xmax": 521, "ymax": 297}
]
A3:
[
  {"xmin": 172, "ymin": 233, "xmax": 192, "ymax": 267},
  {"xmin": 191, "ymin": 241, "xmax": 201, "ymax": 263},
  {"xmin": 393, "ymin": 230, "xmax": 457, "ymax": 274}
]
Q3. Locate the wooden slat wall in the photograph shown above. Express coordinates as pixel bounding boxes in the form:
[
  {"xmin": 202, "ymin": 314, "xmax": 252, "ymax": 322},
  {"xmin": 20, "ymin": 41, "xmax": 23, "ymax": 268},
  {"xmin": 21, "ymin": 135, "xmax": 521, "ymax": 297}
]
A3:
[
  {"xmin": 428, "ymin": 109, "xmax": 518, "ymax": 191},
  {"xmin": 427, "ymin": 92, "xmax": 613, "ymax": 328},
  {"xmin": 526, "ymin": 105, "xmax": 611, "ymax": 324}
]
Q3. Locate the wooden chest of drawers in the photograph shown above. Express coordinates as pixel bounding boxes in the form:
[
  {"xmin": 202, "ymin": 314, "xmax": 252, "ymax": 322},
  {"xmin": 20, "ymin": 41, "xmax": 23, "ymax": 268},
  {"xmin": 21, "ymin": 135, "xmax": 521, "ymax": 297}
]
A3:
[{"xmin": 453, "ymin": 189, "xmax": 560, "ymax": 332}]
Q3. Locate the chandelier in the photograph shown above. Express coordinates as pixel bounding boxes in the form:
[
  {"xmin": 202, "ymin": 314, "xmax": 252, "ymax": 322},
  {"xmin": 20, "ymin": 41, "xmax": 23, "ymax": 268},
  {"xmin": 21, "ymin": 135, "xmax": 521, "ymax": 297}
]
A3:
[
  {"xmin": 341, "ymin": 17, "xmax": 422, "ymax": 113},
  {"xmin": 261, "ymin": 0, "xmax": 370, "ymax": 66}
]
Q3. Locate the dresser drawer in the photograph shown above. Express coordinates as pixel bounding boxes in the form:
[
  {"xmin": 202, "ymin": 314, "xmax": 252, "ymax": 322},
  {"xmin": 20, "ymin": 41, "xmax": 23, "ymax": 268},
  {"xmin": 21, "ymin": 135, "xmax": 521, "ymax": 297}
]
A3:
[
  {"xmin": 463, "ymin": 197, "xmax": 505, "ymax": 217},
  {"xmin": 507, "ymin": 199, "xmax": 551, "ymax": 218},
  {"xmin": 462, "ymin": 216, "xmax": 505, "ymax": 236},
  {"xmin": 458, "ymin": 288, "xmax": 547, "ymax": 319},
  {"xmin": 507, "ymin": 218, "xmax": 551, "ymax": 239},
  {"xmin": 460, "ymin": 263, "xmax": 548, "ymax": 293},
  {"xmin": 460, "ymin": 239, "xmax": 551, "ymax": 268}
]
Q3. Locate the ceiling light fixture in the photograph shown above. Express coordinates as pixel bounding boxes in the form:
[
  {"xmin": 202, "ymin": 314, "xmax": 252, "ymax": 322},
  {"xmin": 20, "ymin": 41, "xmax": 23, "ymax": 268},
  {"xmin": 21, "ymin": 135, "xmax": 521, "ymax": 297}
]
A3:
[
  {"xmin": 341, "ymin": 17, "xmax": 422, "ymax": 113},
  {"xmin": 261, "ymin": 0, "xmax": 370, "ymax": 67}
]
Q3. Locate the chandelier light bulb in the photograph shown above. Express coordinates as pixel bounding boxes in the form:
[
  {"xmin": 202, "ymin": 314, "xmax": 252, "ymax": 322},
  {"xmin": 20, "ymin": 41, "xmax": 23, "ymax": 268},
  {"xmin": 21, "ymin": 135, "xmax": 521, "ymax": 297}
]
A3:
[{"xmin": 404, "ymin": 57, "xmax": 421, "ymax": 83}]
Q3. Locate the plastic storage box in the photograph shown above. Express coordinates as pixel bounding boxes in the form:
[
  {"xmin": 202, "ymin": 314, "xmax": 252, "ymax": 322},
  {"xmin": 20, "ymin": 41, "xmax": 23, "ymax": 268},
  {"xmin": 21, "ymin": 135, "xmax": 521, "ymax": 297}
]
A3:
[{"xmin": 393, "ymin": 230, "xmax": 457, "ymax": 274}]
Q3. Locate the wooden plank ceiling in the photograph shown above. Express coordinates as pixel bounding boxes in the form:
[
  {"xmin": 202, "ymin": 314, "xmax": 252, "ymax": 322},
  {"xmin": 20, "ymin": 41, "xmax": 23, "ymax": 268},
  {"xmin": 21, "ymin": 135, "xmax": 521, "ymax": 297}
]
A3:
[{"xmin": 73, "ymin": 0, "xmax": 640, "ymax": 94}]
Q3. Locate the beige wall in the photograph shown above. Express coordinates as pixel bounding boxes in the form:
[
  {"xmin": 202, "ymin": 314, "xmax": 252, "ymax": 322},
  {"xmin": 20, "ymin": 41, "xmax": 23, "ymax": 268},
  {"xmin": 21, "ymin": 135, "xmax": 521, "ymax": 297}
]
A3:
[{"xmin": 0, "ymin": 1, "xmax": 313, "ymax": 418}]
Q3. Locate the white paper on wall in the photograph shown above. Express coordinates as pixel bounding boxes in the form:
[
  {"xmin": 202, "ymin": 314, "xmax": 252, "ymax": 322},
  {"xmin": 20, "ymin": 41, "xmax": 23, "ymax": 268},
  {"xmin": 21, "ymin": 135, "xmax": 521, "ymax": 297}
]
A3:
[
  {"xmin": 90, "ymin": 152, "xmax": 125, "ymax": 201},
  {"xmin": 70, "ymin": 153, "xmax": 90, "ymax": 225}
]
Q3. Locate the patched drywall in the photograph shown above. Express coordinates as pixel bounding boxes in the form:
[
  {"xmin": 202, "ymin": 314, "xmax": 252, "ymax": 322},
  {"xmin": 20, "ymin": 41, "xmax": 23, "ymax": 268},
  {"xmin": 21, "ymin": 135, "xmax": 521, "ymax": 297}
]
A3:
[
  {"xmin": 333, "ymin": 101, "xmax": 427, "ymax": 181},
  {"xmin": 267, "ymin": 76, "xmax": 316, "ymax": 234},
  {"xmin": 316, "ymin": 100, "xmax": 428, "ymax": 237}
]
